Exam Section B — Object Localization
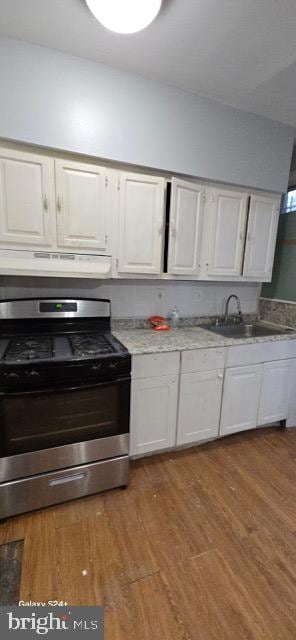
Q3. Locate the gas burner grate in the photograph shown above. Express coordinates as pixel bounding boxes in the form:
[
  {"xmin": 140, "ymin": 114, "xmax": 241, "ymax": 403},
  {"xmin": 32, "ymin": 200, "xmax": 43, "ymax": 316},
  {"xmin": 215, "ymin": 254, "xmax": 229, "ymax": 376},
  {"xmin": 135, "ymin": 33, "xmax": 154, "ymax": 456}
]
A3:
[
  {"xmin": 70, "ymin": 333, "xmax": 114, "ymax": 357},
  {"xmin": 5, "ymin": 336, "xmax": 53, "ymax": 362}
]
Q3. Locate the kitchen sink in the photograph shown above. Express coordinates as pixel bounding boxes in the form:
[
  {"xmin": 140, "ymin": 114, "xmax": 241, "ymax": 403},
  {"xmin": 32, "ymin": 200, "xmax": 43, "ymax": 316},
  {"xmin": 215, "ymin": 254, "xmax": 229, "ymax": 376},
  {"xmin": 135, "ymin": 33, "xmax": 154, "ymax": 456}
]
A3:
[{"xmin": 202, "ymin": 322, "xmax": 294, "ymax": 339}]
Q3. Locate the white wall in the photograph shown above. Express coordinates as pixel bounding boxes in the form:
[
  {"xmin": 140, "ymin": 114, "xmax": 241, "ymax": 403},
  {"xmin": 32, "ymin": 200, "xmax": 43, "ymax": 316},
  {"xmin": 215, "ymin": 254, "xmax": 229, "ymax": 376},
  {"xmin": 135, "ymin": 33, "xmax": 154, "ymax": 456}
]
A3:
[
  {"xmin": 0, "ymin": 36, "xmax": 293, "ymax": 193},
  {"xmin": 0, "ymin": 277, "xmax": 260, "ymax": 319}
]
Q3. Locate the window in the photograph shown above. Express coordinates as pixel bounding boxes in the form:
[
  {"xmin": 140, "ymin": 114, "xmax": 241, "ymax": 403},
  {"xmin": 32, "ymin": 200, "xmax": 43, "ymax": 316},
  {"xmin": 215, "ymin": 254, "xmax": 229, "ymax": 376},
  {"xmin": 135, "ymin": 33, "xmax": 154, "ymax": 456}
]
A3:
[{"xmin": 282, "ymin": 188, "xmax": 296, "ymax": 213}]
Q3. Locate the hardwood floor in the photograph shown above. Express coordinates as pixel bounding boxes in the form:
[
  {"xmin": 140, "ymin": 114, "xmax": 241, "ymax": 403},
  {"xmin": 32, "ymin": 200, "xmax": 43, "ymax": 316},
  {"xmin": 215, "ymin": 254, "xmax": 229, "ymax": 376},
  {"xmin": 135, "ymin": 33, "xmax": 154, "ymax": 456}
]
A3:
[{"xmin": 1, "ymin": 427, "xmax": 296, "ymax": 638}]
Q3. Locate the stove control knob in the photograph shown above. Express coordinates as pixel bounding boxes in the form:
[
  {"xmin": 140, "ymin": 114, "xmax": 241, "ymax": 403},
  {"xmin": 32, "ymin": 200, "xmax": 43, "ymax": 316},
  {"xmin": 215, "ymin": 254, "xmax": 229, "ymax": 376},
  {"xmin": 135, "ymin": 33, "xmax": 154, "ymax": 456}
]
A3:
[
  {"xmin": 6, "ymin": 372, "xmax": 20, "ymax": 381},
  {"xmin": 91, "ymin": 364, "xmax": 102, "ymax": 372},
  {"xmin": 26, "ymin": 370, "xmax": 40, "ymax": 378},
  {"xmin": 109, "ymin": 362, "xmax": 119, "ymax": 370}
]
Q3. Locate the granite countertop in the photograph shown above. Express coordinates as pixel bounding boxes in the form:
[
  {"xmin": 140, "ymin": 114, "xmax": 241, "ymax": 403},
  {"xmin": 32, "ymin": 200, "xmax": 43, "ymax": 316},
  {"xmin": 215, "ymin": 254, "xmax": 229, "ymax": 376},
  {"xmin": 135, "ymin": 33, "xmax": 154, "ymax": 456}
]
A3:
[{"xmin": 113, "ymin": 324, "xmax": 296, "ymax": 355}]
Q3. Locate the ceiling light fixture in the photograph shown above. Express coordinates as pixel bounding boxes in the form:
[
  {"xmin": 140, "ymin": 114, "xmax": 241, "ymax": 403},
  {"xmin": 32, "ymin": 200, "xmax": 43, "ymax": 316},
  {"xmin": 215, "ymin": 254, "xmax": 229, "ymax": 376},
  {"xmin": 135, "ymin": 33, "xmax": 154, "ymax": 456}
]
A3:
[{"xmin": 85, "ymin": 0, "xmax": 162, "ymax": 34}]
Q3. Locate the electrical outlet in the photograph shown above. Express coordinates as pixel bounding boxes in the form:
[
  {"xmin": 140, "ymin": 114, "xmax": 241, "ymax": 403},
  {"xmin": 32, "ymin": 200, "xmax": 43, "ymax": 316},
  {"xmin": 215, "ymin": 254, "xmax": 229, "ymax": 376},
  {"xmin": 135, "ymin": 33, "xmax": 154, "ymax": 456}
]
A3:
[
  {"xmin": 194, "ymin": 290, "xmax": 203, "ymax": 302},
  {"xmin": 156, "ymin": 287, "xmax": 165, "ymax": 302}
]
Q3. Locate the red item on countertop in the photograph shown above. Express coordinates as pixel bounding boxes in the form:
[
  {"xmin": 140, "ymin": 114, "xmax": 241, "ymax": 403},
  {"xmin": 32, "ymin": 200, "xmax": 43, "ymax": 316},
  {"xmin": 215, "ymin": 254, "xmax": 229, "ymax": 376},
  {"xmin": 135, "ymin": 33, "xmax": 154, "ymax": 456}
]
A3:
[
  {"xmin": 148, "ymin": 315, "xmax": 171, "ymax": 331},
  {"xmin": 154, "ymin": 324, "xmax": 171, "ymax": 331}
]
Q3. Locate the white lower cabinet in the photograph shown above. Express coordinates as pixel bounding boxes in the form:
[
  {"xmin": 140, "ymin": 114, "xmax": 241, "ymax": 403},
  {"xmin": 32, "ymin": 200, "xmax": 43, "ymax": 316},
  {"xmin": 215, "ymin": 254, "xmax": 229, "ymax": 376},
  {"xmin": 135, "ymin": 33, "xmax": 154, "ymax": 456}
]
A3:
[
  {"xmin": 130, "ymin": 375, "xmax": 178, "ymax": 457},
  {"xmin": 130, "ymin": 344, "xmax": 296, "ymax": 459},
  {"xmin": 258, "ymin": 360, "xmax": 292, "ymax": 425},
  {"xmin": 177, "ymin": 369, "xmax": 223, "ymax": 445},
  {"xmin": 287, "ymin": 360, "xmax": 296, "ymax": 428},
  {"xmin": 220, "ymin": 365, "xmax": 262, "ymax": 436}
]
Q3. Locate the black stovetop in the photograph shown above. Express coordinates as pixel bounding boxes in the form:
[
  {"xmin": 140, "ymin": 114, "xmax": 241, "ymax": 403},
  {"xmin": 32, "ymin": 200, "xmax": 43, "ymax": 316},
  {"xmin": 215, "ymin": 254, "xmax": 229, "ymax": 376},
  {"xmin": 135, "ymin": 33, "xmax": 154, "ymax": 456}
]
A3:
[
  {"xmin": 0, "ymin": 329, "xmax": 130, "ymax": 390},
  {"xmin": 2, "ymin": 331, "xmax": 122, "ymax": 363},
  {"xmin": 0, "ymin": 298, "xmax": 130, "ymax": 390}
]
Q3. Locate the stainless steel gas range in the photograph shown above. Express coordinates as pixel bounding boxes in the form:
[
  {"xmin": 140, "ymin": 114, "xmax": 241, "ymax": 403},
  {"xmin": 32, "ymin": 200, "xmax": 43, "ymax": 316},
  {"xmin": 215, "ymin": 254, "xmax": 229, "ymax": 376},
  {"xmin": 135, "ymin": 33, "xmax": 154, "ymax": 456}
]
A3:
[{"xmin": 0, "ymin": 298, "xmax": 131, "ymax": 519}]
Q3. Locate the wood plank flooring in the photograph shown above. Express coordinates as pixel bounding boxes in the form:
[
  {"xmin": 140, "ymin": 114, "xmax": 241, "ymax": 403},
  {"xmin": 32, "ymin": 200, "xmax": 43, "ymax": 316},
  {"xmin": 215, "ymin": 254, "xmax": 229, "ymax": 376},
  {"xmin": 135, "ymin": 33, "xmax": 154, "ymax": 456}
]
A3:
[{"xmin": 1, "ymin": 427, "xmax": 296, "ymax": 638}]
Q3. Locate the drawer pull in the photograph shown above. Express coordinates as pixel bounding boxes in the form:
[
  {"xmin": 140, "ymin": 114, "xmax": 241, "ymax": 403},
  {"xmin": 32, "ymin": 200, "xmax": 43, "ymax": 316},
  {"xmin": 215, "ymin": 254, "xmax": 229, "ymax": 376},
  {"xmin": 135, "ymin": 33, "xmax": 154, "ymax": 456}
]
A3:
[{"xmin": 49, "ymin": 472, "xmax": 86, "ymax": 487}]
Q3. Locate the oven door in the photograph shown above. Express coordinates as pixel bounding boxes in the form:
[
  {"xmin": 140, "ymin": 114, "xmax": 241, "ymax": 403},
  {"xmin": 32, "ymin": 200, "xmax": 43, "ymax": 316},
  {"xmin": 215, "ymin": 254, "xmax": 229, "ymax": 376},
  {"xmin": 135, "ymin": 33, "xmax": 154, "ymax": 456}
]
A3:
[{"xmin": 0, "ymin": 376, "xmax": 130, "ymax": 458}]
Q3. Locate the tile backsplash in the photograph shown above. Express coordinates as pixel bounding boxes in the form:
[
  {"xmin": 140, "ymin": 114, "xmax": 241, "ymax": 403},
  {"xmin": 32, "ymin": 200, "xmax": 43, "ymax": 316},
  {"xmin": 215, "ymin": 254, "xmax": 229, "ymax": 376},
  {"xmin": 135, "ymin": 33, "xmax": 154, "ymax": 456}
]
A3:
[
  {"xmin": 259, "ymin": 297, "xmax": 296, "ymax": 328},
  {"xmin": 0, "ymin": 277, "xmax": 261, "ymax": 319}
]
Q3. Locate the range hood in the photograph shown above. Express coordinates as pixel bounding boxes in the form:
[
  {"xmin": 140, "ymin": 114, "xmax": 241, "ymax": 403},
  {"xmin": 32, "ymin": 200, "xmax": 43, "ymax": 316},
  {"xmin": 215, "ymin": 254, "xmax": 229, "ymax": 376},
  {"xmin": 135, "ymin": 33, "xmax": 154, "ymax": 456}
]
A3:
[{"xmin": 0, "ymin": 249, "xmax": 112, "ymax": 279}]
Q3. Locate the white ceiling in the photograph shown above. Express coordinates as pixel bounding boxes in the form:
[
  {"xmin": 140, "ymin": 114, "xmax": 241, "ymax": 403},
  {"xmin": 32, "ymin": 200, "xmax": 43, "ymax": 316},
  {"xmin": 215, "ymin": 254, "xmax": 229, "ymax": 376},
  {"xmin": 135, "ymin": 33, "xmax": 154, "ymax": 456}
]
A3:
[{"xmin": 1, "ymin": 0, "xmax": 296, "ymax": 126}]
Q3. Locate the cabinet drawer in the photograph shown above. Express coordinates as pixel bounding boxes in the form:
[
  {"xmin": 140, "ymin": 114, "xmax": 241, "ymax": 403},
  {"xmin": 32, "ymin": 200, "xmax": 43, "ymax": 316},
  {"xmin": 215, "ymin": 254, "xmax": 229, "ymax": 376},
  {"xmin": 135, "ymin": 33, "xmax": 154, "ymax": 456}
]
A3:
[
  {"xmin": 261, "ymin": 339, "xmax": 296, "ymax": 362},
  {"xmin": 181, "ymin": 348, "xmax": 225, "ymax": 373},
  {"xmin": 0, "ymin": 456, "xmax": 128, "ymax": 519},
  {"xmin": 226, "ymin": 339, "xmax": 296, "ymax": 367},
  {"xmin": 226, "ymin": 343, "xmax": 265, "ymax": 367},
  {"xmin": 132, "ymin": 351, "xmax": 179, "ymax": 379}
]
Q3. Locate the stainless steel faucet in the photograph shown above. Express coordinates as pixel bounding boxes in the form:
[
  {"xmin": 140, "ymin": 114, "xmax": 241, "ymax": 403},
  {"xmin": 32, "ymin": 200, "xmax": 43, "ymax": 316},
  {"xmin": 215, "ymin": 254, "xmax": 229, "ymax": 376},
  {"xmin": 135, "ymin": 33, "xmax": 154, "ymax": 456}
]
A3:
[{"xmin": 224, "ymin": 294, "xmax": 243, "ymax": 324}]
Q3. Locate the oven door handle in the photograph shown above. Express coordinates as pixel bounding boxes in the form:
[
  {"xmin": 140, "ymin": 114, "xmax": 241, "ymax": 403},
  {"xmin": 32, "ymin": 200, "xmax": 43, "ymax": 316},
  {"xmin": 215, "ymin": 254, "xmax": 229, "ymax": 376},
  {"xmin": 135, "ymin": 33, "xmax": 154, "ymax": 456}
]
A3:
[{"xmin": 0, "ymin": 376, "xmax": 130, "ymax": 397}]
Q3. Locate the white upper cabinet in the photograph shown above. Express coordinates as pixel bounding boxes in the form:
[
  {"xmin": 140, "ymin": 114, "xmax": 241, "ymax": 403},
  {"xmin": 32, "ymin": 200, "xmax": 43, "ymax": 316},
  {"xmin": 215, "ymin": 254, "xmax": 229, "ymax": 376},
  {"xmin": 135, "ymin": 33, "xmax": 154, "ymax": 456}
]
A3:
[
  {"xmin": 243, "ymin": 194, "xmax": 280, "ymax": 279},
  {"xmin": 117, "ymin": 171, "xmax": 165, "ymax": 275},
  {"xmin": 0, "ymin": 143, "xmax": 282, "ymax": 283},
  {"xmin": 167, "ymin": 178, "xmax": 205, "ymax": 276},
  {"xmin": 55, "ymin": 159, "xmax": 109, "ymax": 252},
  {"xmin": 207, "ymin": 188, "xmax": 248, "ymax": 277},
  {"xmin": 0, "ymin": 148, "xmax": 55, "ymax": 247}
]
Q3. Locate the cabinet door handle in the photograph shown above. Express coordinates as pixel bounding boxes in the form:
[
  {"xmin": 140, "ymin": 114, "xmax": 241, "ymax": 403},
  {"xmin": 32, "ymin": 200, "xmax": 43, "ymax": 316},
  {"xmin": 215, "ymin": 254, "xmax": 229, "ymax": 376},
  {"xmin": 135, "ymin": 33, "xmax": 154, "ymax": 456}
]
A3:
[
  {"xmin": 44, "ymin": 194, "xmax": 48, "ymax": 211},
  {"xmin": 57, "ymin": 196, "xmax": 62, "ymax": 212},
  {"xmin": 217, "ymin": 374, "xmax": 223, "ymax": 380},
  {"xmin": 170, "ymin": 221, "xmax": 176, "ymax": 237}
]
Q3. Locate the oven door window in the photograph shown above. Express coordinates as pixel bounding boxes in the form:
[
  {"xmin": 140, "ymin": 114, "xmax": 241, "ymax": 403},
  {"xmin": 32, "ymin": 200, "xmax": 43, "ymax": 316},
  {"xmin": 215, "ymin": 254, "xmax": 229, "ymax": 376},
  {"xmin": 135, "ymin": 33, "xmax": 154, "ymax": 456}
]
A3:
[{"xmin": 0, "ymin": 379, "xmax": 130, "ymax": 456}]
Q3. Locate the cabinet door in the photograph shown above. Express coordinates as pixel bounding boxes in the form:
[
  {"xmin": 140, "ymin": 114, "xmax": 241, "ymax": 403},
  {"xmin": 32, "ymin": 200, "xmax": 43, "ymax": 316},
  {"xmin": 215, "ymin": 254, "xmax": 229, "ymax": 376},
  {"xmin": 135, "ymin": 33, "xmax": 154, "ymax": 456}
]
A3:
[
  {"xmin": 177, "ymin": 369, "xmax": 224, "ymax": 445},
  {"xmin": 207, "ymin": 188, "xmax": 248, "ymax": 277},
  {"xmin": 0, "ymin": 148, "xmax": 55, "ymax": 247},
  {"xmin": 287, "ymin": 359, "xmax": 296, "ymax": 428},
  {"xmin": 220, "ymin": 365, "xmax": 262, "ymax": 436},
  {"xmin": 168, "ymin": 178, "xmax": 205, "ymax": 276},
  {"xmin": 130, "ymin": 375, "xmax": 178, "ymax": 456},
  {"xmin": 258, "ymin": 360, "xmax": 291, "ymax": 425},
  {"xmin": 243, "ymin": 194, "xmax": 280, "ymax": 279},
  {"xmin": 55, "ymin": 159, "xmax": 108, "ymax": 251},
  {"xmin": 117, "ymin": 172, "xmax": 165, "ymax": 274}
]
